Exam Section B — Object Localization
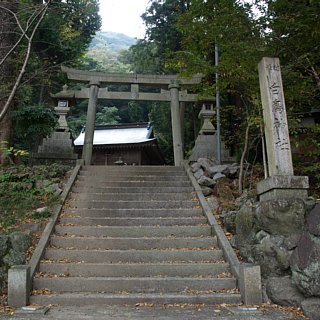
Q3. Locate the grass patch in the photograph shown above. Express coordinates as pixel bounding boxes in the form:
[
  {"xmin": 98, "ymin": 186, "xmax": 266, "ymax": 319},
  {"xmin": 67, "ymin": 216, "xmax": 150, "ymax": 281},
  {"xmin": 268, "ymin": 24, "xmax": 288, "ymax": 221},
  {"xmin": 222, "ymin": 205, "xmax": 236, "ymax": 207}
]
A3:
[{"xmin": 0, "ymin": 164, "xmax": 71, "ymax": 232}]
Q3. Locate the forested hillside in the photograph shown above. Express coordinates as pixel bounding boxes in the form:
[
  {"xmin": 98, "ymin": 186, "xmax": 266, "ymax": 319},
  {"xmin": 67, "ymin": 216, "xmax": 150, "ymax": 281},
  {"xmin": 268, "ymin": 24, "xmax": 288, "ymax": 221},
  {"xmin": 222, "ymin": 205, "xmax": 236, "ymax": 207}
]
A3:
[{"xmin": 83, "ymin": 32, "xmax": 136, "ymax": 72}]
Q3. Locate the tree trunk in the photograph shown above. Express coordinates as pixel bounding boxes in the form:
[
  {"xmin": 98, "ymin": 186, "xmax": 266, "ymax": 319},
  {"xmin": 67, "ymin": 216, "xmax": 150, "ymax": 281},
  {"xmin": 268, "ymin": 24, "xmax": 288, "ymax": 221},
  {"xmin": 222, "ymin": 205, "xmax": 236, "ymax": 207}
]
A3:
[{"xmin": 0, "ymin": 0, "xmax": 17, "ymax": 158}]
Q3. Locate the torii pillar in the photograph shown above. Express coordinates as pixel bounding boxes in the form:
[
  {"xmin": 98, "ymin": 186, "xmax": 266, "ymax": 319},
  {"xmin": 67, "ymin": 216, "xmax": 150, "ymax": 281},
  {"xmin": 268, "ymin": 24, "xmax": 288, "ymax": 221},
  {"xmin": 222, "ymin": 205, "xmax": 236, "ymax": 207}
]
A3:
[
  {"xmin": 82, "ymin": 81, "xmax": 100, "ymax": 165},
  {"xmin": 169, "ymin": 81, "xmax": 183, "ymax": 166}
]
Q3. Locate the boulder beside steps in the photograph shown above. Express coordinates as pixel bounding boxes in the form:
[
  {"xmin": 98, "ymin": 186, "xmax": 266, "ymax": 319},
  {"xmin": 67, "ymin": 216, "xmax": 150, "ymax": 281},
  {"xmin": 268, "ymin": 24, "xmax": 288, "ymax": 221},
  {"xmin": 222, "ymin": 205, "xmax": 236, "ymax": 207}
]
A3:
[{"xmin": 30, "ymin": 165, "xmax": 245, "ymax": 306}]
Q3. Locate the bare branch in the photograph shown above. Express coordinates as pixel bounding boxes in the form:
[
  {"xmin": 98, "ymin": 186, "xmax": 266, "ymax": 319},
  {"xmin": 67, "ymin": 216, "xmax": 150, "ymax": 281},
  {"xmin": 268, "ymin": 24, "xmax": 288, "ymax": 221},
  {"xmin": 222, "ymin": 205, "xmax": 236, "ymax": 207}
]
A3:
[
  {"xmin": 0, "ymin": 4, "xmax": 46, "ymax": 67},
  {"xmin": 0, "ymin": 0, "xmax": 52, "ymax": 123}
]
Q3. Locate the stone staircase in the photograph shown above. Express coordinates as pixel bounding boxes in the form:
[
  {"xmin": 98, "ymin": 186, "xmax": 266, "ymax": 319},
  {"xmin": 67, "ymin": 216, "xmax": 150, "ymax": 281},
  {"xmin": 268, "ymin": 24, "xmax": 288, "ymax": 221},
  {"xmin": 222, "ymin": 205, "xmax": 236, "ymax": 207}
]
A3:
[{"xmin": 30, "ymin": 166, "xmax": 241, "ymax": 306}]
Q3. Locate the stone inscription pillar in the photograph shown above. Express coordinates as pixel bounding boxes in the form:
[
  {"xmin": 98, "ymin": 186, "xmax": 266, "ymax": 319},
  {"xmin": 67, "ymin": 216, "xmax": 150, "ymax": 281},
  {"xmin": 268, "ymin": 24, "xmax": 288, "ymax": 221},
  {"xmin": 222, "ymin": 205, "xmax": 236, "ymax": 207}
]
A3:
[
  {"xmin": 258, "ymin": 57, "xmax": 293, "ymax": 176},
  {"xmin": 169, "ymin": 81, "xmax": 183, "ymax": 166},
  {"xmin": 82, "ymin": 81, "xmax": 100, "ymax": 165},
  {"xmin": 257, "ymin": 57, "xmax": 309, "ymax": 201}
]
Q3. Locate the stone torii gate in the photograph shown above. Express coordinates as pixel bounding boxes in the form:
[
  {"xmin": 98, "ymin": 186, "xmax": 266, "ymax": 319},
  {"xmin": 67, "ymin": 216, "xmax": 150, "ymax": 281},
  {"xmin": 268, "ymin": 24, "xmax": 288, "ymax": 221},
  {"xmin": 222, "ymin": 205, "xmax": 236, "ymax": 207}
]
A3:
[{"xmin": 53, "ymin": 67, "xmax": 214, "ymax": 166}]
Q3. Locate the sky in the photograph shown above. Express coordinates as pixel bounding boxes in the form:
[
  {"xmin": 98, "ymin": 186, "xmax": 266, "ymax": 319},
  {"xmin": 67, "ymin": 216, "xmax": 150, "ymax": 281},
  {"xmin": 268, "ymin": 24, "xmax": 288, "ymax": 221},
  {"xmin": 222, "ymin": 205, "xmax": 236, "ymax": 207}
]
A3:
[{"xmin": 100, "ymin": 0, "xmax": 150, "ymax": 39}]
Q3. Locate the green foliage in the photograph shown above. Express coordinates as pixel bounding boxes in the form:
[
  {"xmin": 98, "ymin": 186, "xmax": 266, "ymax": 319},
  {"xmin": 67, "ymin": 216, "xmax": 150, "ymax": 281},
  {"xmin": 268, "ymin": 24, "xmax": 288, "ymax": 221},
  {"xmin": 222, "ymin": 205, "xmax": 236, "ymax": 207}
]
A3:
[
  {"xmin": 82, "ymin": 32, "xmax": 135, "ymax": 72},
  {"xmin": 96, "ymin": 106, "xmax": 120, "ymax": 125},
  {"xmin": 34, "ymin": 0, "xmax": 101, "ymax": 65},
  {"xmin": 0, "ymin": 164, "xmax": 71, "ymax": 231},
  {"xmin": 12, "ymin": 105, "xmax": 58, "ymax": 150},
  {"xmin": 149, "ymin": 102, "xmax": 174, "ymax": 164},
  {"xmin": 292, "ymin": 124, "xmax": 320, "ymax": 197},
  {"xmin": 263, "ymin": 0, "xmax": 320, "ymax": 114}
]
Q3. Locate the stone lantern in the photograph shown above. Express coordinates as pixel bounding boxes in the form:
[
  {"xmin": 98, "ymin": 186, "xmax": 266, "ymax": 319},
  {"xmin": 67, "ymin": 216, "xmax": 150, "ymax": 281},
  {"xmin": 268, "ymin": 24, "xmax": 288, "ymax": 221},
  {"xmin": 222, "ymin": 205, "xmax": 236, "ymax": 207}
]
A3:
[{"xmin": 199, "ymin": 103, "xmax": 216, "ymax": 135}]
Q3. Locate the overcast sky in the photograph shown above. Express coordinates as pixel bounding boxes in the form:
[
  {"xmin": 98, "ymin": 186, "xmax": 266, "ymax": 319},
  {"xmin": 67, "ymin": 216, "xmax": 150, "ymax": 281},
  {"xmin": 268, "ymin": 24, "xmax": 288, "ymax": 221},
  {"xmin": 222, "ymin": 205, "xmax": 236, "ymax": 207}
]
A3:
[{"xmin": 99, "ymin": 0, "xmax": 150, "ymax": 39}]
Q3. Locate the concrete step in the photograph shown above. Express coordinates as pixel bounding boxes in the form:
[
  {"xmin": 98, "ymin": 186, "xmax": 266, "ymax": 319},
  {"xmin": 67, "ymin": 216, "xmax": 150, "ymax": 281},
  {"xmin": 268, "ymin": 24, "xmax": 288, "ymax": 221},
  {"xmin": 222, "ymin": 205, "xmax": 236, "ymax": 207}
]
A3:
[
  {"xmin": 67, "ymin": 200, "xmax": 199, "ymax": 210},
  {"xmin": 33, "ymin": 277, "xmax": 237, "ymax": 294},
  {"xmin": 74, "ymin": 181, "xmax": 192, "ymax": 188},
  {"xmin": 72, "ymin": 186, "xmax": 195, "ymax": 194},
  {"xmin": 54, "ymin": 225, "xmax": 211, "ymax": 238},
  {"xmin": 44, "ymin": 249, "xmax": 223, "ymax": 263},
  {"xmin": 50, "ymin": 236, "xmax": 217, "ymax": 250},
  {"xmin": 62, "ymin": 208, "xmax": 204, "ymax": 218},
  {"xmin": 69, "ymin": 193, "xmax": 195, "ymax": 202},
  {"xmin": 77, "ymin": 174, "xmax": 189, "ymax": 181},
  {"xmin": 58, "ymin": 217, "xmax": 207, "ymax": 227},
  {"xmin": 39, "ymin": 262, "xmax": 230, "ymax": 277},
  {"xmin": 30, "ymin": 292, "xmax": 242, "ymax": 306},
  {"xmin": 81, "ymin": 166, "xmax": 186, "ymax": 173}
]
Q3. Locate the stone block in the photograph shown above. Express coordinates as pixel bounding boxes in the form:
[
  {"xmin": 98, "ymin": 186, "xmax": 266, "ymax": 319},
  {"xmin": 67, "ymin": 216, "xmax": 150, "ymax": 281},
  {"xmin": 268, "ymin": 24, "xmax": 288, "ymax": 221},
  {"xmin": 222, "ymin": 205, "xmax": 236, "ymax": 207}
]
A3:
[
  {"xmin": 239, "ymin": 264, "xmax": 262, "ymax": 305},
  {"xmin": 8, "ymin": 265, "xmax": 30, "ymax": 307},
  {"xmin": 257, "ymin": 175, "xmax": 309, "ymax": 201}
]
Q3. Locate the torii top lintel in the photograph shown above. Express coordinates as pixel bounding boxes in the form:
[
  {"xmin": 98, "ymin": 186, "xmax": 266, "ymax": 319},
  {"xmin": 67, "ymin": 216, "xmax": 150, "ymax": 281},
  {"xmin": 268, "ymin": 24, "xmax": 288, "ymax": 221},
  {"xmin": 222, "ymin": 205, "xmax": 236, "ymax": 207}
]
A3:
[{"xmin": 61, "ymin": 66, "xmax": 204, "ymax": 87}]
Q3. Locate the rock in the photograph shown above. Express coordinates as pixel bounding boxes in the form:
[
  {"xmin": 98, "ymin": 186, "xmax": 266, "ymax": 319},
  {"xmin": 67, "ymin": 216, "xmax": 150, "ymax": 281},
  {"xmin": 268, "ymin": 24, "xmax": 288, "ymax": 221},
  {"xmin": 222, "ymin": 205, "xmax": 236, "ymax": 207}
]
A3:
[
  {"xmin": 254, "ymin": 199, "xmax": 306, "ymax": 237},
  {"xmin": 36, "ymin": 206, "xmax": 49, "ymax": 213},
  {"xmin": 307, "ymin": 203, "xmax": 320, "ymax": 236},
  {"xmin": 222, "ymin": 210, "xmax": 237, "ymax": 233},
  {"xmin": 3, "ymin": 249, "xmax": 25, "ymax": 269},
  {"xmin": 266, "ymin": 277, "xmax": 305, "ymax": 307},
  {"xmin": 201, "ymin": 187, "xmax": 213, "ymax": 197},
  {"xmin": 51, "ymin": 183, "xmax": 63, "ymax": 196},
  {"xmin": 197, "ymin": 176, "xmax": 215, "ymax": 187},
  {"xmin": 206, "ymin": 196, "xmax": 219, "ymax": 210},
  {"xmin": 0, "ymin": 235, "xmax": 9, "ymax": 258},
  {"xmin": 197, "ymin": 158, "xmax": 216, "ymax": 172},
  {"xmin": 301, "ymin": 298, "xmax": 320, "ymax": 320},
  {"xmin": 235, "ymin": 203, "xmax": 257, "ymax": 259},
  {"xmin": 190, "ymin": 162, "xmax": 202, "ymax": 173},
  {"xmin": 194, "ymin": 168, "xmax": 204, "ymax": 180},
  {"xmin": 9, "ymin": 231, "xmax": 31, "ymax": 253},
  {"xmin": 252, "ymin": 233, "xmax": 291, "ymax": 276},
  {"xmin": 212, "ymin": 172, "xmax": 226, "ymax": 181},
  {"xmin": 290, "ymin": 232, "xmax": 320, "ymax": 297},
  {"xmin": 229, "ymin": 164, "xmax": 240, "ymax": 177},
  {"xmin": 207, "ymin": 164, "xmax": 229, "ymax": 177}
]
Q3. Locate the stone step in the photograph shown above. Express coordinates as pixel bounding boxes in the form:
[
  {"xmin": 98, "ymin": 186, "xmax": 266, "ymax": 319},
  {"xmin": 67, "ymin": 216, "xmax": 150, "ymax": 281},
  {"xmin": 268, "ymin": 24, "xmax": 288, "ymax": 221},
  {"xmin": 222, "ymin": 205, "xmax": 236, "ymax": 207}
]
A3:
[
  {"xmin": 67, "ymin": 200, "xmax": 199, "ymax": 210},
  {"xmin": 54, "ymin": 225, "xmax": 211, "ymax": 238},
  {"xmin": 81, "ymin": 166, "xmax": 186, "ymax": 173},
  {"xmin": 62, "ymin": 208, "xmax": 204, "ymax": 218},
  {"xmin": 74, "ymin": 181, "xmax": 192, "ymax": 188},
  {"xmin": 50, "ymin": 236, "xmax": 216, "ymax": 250},
  {"xmin": 72, "ymin": 186, "xmax": 195, "ymax": 194},
  {"xmin": 33, "ymin": 277, "xmax": 237, "ymax": 294},
  {"xmin": 30, "ymin": 292, "xmax": 242, "ymax": 306},
  {"xmin": 39, "ymin": 262, "xmax": 230, "ymax": 277},
  {"xmin": 44, "ymin": 249, "xmax": 223, "ymax": 263},
  {"xmin": 58, "ymin": 217, "xmax": 207, "ymax": 227},
  {"xmin": 77, "ymin": 174, "xmax": 189, "ymax": 181},
  {"xmin": 69, "ymin": 193, "xmax": 196, "ymax": 202}
]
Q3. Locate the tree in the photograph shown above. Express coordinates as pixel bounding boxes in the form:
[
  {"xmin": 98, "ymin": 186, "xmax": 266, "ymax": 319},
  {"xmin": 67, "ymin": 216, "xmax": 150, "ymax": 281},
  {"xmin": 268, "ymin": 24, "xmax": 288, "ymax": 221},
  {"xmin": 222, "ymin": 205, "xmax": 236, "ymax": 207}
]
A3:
[
  {"xmin": 0, "ymin": 0, "xmax": 101, "ymax": 162},
  {"xmin": 0, "ymin": 0, "xmax": 51, "ymax": 156},
  {"xmin": 0, "ymin": 0, "xmax": 18, "ymax": 149},
  {"xmin": 263, "ymin": 0, "xmax": 320, "ymax": 114}
]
